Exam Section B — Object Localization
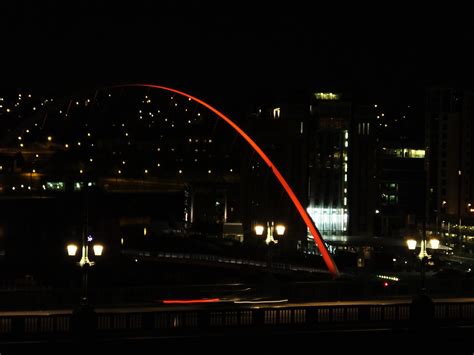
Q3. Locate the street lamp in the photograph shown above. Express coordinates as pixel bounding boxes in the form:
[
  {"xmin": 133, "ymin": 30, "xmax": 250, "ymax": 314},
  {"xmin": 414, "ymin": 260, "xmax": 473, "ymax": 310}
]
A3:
[
  {"xmin": 406, "ymin": 234, "xmax": 439, "ymax": 325},
  {"xmin": 406, "ymin": 236, "xmax": 439, "ymax": 292},
  {"xmin": 254, "ymin": 221, "xmax": 286, "ymax": 244},
  {"xmin": 67, "ymin": 236, "xmax": 104, "ymax": 304}
]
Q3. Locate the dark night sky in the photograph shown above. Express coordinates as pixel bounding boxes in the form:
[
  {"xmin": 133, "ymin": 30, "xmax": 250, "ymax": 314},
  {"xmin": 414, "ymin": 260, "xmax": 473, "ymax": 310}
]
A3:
[{"xmin": 1, "ymin": 1, "xmax": 474, "ymax": 113}]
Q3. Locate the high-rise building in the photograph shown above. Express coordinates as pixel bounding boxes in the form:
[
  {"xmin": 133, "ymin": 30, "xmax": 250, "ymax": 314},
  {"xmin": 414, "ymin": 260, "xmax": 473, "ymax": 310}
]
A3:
[
  {"xmin": 351, "ymin": 102, "xmax": 425, "ymax": 239},
  {"xmin": 350, "ymin": 104, "xmax": 377, "ymax": 237},
  {"xmin": 242, "ymin": 102, "xmax": 309, "ymax": 245},
  {"xmin": 307, "ymin": 92, "xmax": 351, "ymax": 239},
  {"xmin": 426, "ymin": 88, "xmax": 474, "ymax": 245}
]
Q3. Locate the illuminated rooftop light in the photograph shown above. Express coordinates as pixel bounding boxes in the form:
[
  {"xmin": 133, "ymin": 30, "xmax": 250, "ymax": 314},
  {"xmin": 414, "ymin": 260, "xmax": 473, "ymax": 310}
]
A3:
[{"xmin": 314, "ymin": 92, "xmax": 341, "ymax": 100}]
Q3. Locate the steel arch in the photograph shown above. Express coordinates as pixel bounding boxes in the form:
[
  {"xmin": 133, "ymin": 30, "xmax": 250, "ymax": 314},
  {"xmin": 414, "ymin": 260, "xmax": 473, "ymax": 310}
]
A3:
[{"xmin": 110, "ymin": 84, "xmax": 340, "ymax": 277}]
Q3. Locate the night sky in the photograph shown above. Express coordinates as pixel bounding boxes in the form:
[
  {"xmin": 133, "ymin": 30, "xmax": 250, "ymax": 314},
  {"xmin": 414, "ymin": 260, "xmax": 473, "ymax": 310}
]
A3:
[{"xmin": 1, "ymin": 2, "xmax": 474, "ymax": 113}]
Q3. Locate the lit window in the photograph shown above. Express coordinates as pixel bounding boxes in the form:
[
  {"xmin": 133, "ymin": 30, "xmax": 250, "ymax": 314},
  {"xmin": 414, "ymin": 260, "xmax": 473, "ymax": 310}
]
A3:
[{"xmin": 273, "ymin": 107, "xmax": 281, "ymax": 119}]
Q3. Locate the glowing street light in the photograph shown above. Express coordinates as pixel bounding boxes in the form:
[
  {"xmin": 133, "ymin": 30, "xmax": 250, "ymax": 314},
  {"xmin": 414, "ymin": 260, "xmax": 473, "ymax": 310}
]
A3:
[
  {"xmin": 406, "ymin": 235, "xmax": 440, "ymax": 293},
  {"xmin": 254, "ymin": 221, "xmax": 286, "ymax": 244},
  {"xmin": 407, "ymin": 239, "xmax": 417, "ymax": 250},
  {"xmin": 254, "ymin": 225, "xmax": 265, "ymax": 236},
  {"xmin": 66, "ymin": 238, "xmax": 104, "ymax": 303}
]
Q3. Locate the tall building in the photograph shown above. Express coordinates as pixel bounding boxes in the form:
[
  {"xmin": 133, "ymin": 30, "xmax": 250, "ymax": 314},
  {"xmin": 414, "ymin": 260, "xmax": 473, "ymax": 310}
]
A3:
[
  {"xmin": 426, "ymin": 88, "xmax": 474, "ymax": 245},
  {"xmin": 242, "ymin": 102, "xmax": 309, "ymax": 245},
  {"xmin": 351, "ymin": 102, "xmax": 425, "ymax": 239},
  {"xmin": 307, "ymin": 92, "xmax": 351, "ymax": 239},
  {"xmin": 350, "ymin": 104, "xmax": 377, "ymax": 237}
]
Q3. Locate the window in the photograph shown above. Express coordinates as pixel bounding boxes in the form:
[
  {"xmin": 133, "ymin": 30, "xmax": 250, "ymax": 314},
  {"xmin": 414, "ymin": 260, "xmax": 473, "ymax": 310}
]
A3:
[{"xmin": 273, "ymin": 107, "xmax": 281, "ymax": 119}]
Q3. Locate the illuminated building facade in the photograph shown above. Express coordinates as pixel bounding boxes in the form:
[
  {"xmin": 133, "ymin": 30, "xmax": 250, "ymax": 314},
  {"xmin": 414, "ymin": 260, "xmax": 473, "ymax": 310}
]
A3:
[
  {"xmin": 307, "ymin": 92, "xmax": 351, "ymax": 238},
  {"xmin": 425, "ymin": 88, "xmax": 474, "ymax": 244}
]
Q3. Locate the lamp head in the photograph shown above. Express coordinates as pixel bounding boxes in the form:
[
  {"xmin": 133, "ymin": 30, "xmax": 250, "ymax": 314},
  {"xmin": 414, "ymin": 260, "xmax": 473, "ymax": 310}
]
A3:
[
  {"xmin": 407, "ymin": 239, "xmax": 417, "ymax": 250},
  {"xmin": 67, "ymin": 244, "xmax": 78, "ymax": 256}
]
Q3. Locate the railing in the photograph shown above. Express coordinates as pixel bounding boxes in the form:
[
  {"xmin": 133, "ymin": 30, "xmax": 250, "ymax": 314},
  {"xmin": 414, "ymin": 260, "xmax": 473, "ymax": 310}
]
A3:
[{"xmin": 1, "ymin": 301, "xmax": 474, "ymax": 341}]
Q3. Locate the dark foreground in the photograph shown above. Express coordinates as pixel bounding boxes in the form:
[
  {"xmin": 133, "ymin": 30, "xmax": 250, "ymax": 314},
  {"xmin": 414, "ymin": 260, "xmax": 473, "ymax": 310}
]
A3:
[{"xmin": 1, "ymin": 326, "xmax": 474, "ymax": 354}]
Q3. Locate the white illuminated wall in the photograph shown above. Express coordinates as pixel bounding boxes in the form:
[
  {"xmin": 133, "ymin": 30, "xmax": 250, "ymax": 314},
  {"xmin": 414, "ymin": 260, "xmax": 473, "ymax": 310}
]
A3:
[{"xmin": 306, "ymin": 206, "xmax": 348, "ymax": 236}]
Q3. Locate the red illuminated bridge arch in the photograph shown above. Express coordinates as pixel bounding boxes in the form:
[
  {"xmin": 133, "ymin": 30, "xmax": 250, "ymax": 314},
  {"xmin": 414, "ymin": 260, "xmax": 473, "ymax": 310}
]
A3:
[{"xmin": 110, "ymin": 84, "xmax": 340, "ymax": 277}]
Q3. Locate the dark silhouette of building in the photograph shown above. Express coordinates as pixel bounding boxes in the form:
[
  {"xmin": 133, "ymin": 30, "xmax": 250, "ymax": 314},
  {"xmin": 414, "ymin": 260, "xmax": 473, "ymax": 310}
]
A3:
[{"xmin": 425, "ymin": 88, "xmax": 474, "ymax": 247}]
